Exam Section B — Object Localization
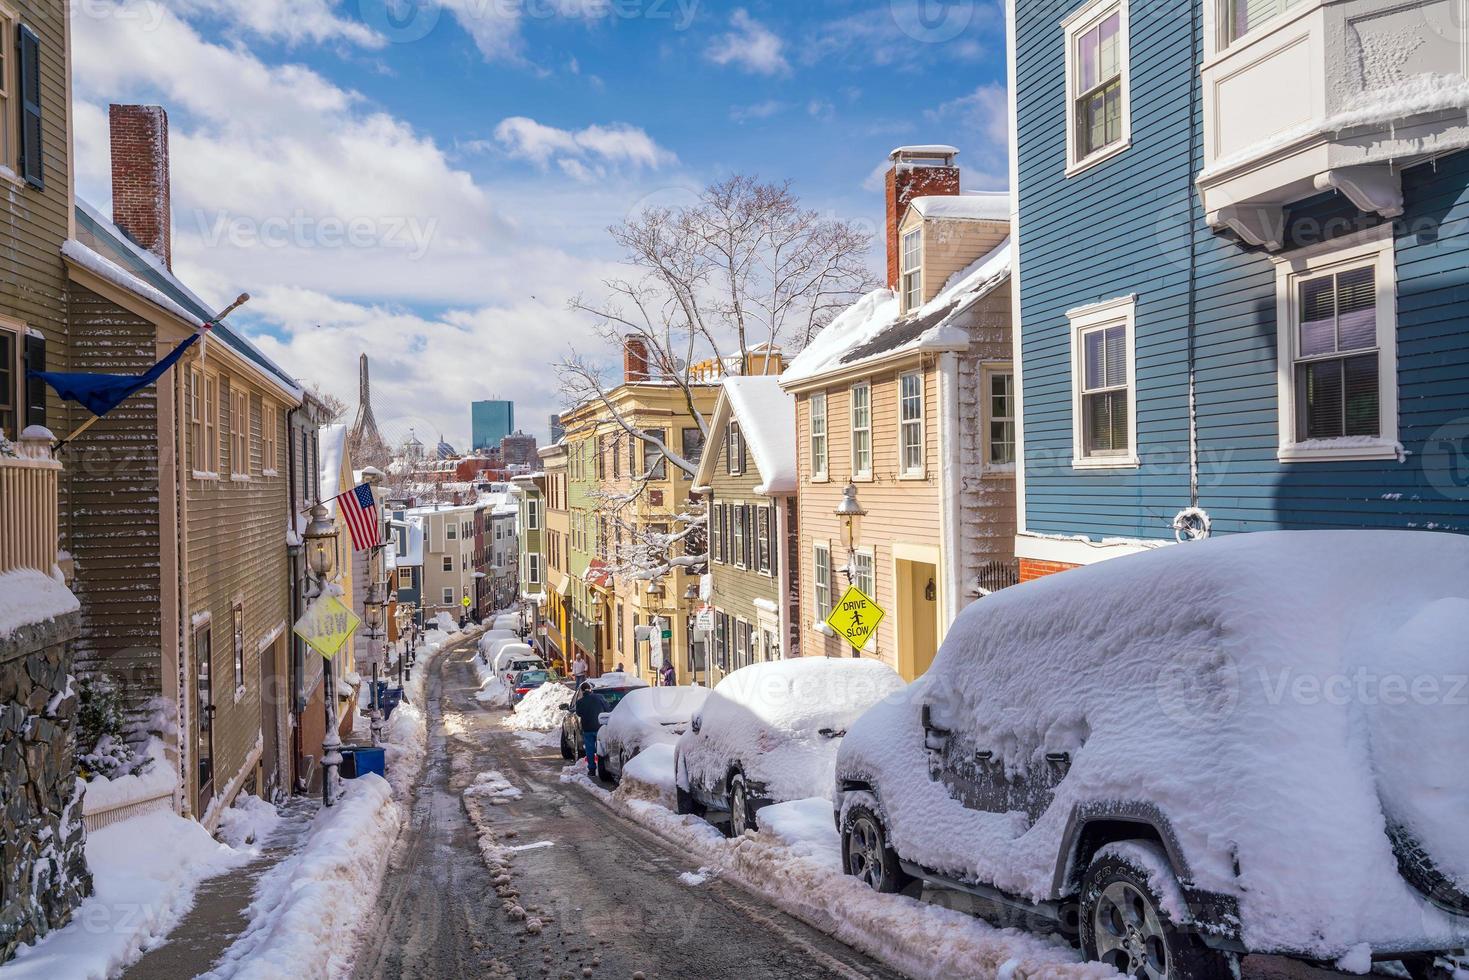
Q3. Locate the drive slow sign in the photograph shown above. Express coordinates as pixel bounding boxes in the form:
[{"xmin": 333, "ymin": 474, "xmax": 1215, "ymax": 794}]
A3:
[
  {"xmin": 825, "ymin": 585, "xmax": 885, "ymax": 653},
  {"xmin": 292, "ymin": 594, "xmax": 362, "ymax": 660}
]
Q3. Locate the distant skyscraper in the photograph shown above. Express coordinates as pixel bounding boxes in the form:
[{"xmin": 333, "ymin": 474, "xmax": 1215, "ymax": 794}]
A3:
[
  {"xmin": 471, "ymin": 400, "xmax": 514, "ymax": 452},
  {"xmin": 500, "ymin": 431, "xmax": 538, "ymax": 468},
  {"xmin": 549, "ymin": 414, "xmax": 565, "ymax": 443}
]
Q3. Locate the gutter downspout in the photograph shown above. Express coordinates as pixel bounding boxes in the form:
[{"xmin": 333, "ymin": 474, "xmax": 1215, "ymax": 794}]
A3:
[
  {"xmin": 1187, "ymin": 0, "xmax": 1201, "ymax": 511},
  {"xmin": 776, "ymin": 494, "xmax": 793, "ymax": 658},
  {"xmin": 938, "ymin": 352, "xmax": 963, "ymax": 630}
]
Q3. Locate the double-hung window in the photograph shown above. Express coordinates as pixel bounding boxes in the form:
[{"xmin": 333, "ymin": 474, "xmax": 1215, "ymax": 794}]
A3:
[
  {"xmin": 1222, "ymin": 0, "xmax": 1305, "ymax": 46},
  {"xmin": 898, "ymin": 372, "xmax": 923, "ymax": 476},
  {"xmin": 442, "ymin": 556, "xmax": 453, "ymax": 572},
  {"xmin": 900, "ymin": 229, "xmax": 922, "ymax": 311},
  {"xmin": 1069, "ymin": 295, "xmax": 1137, "ymax": 467},
  {"xmin": 1274, "ymin": 232, "xmax": 1398, "ymax": 462},
  {"xmin": 1064, "ymin": 0, "xmax": 1129, "ymax": 173},
  {"xmin": 809, "ymin": 392, "xmax": 828, "ymax": 479},
  {"xmin": 755, "ymin": 507, "xmax": 771, "ymax": 575},
  {"xmin": 853, "ymin": 551, "xmax": 875, "ymax": 605},
  {"xmin": 813, "ymin": 543, "xmax": 831, "ymax": 621},
  {"xmin": 642, "ymin": 429, "xmax": 667, "ymax": 480},
  {"xmin": 986, "ymin": 370, "xmax": 1016, "ymax": 466},
  {"xmin": 229, "ymin": 387, "xmax": 251, "ymax": 478},
  {"xmin": 232, "ymin": 603, "xmax": 245, "ymax": 695},
  {"xmin": 262, "ymin": 402, "xmax": 278, "ymax": 474},
  {"xmin": 731, "ymin": 504, "xmax": 746, "ymax": 569},
  {"xmin": 726, "ymin": 422, "xmax": 744, "ymax": 476},
  {"xmin": 850, "ymin": 383, "xmax": 872, "ymax": 478}
]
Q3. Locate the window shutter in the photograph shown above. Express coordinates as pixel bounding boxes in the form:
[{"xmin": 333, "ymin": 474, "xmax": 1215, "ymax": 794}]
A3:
[
  {"xmin": 23, "ymin": 332, "xmax": 44, "ymax": 428},
  {"xmin": 768, "ymin": 504, "xmax": 779, "ymax": 577},
  {"xmin": 17, "ymin": 25, "xmax": 41, "ymax": 189}
]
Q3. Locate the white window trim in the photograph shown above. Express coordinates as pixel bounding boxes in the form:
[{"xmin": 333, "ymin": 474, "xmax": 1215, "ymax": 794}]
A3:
[
  {"xmin": 1068, "ymin": 294, "xmax": 1139, "ymax": 469},
  {"xmin": 852, "ymin": 547, "xmax": 878, "ymax": 652},
  {"xmin": 897, "ymin": 371, "xmax": 926, "ymax": 479},
  {"xmin": 812, "ymin": 540, "xmax": 832, "ymax": 626},
  {"xmin": 1062, "ymin": 0, "xmax": 1132, "ymax": 177},
  {"xmin": 850, "ymin": 382, "xmax": 873, "ymax": 480},
  {"xmin": 443, "ymin": 588, "xmax": 454, "ymax": 605},
  {"xmin": 900, "ymin": 227, "xmax": 923, "ymax": 312},
  {"xmin": 981, "ymin": 363, "xmax": 1018, "ymax": 474},
  {"xmin": 1272, "ymin": 229, "xmax": 1400, "ymax": 463},
  {"xmin": 809, "ymin": 391, "xmax": 828, "ymax": 482}
]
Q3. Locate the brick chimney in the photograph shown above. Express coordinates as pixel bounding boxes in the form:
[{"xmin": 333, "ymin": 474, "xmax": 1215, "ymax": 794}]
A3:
[
  {"xmin": 109, "ymin": 104, "xmax": 172, "ymax": 269},
  {"xmin": 884, "ymin": 146, "xmax": 960, "ymax": 289},
  {"xmin": 623, "ymin": 336, "xmax": 649, "ymax": 383}
]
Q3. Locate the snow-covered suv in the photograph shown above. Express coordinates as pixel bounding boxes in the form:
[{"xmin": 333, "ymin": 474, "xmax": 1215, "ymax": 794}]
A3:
[{"xmin": 834, "ymin": 531, "xmax": 1469, "ymax": 978}]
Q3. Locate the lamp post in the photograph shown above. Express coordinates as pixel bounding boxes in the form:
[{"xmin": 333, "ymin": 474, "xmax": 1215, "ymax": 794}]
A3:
[
  {"xmin": 303, "ymin": 502, "xmax": 343, "ymax": 807},
  {"xmin": 682, "ymin": 582, "xmax": 701, "ymax": 686},
  {"xmin": 835, "ymin": 482, "xmax": 866, "ymax": 583},
  {"xmin": 363, "ymin": 582, "xmax": 385, "ymax": 746}
]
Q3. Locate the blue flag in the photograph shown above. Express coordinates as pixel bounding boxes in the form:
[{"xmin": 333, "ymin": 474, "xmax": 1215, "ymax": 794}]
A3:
[{"xmin": 31, "ymin": 331, "xmax": 203, "ymax": 418}]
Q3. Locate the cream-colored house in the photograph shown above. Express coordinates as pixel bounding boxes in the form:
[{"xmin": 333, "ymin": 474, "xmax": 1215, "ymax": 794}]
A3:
[{"xmin": 781, "ymin": 152, "xmax": 1016, "ymax": 682}]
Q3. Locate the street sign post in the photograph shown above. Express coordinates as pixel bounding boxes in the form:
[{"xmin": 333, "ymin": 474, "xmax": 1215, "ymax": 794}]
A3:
[
  {"xmin": 293, "ymin": 594, "xmax": 362, "ymax": 660},
  {"xmin": 694, "ymin": 604, "xmax": 715, "ymax": 632},
  {"xmin": 825, "ymin": 585, "xmax": 885, "ymax": 653}
]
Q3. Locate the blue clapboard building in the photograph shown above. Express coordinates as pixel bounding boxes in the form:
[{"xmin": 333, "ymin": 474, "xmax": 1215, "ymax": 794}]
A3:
[{"xmin": 1007, "ymin": 0, "xmax": 1469, "ymax": 578}]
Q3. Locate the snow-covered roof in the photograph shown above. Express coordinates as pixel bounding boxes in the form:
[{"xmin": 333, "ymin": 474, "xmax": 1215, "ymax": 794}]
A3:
[
  {"xmin": 908, "ymin": 192, "xmax": 1009, "ymax": 223},
  {"xmin": 889, "ymin": 144, "xmax": 959, "ymax": 158},
  {"xmin": 319, "ymin": 424, "xmax": 348, "ymax": 518},
  {"xmin": 71, "ymin": 199, "xmax": 302, "ymax": 403},
  {"xmin": 696, "ymin": 376, "xmax": 798, "ymax": 496},
  {"xmin": 782, "ymin": 237, "xmax": 1012, "ymax": 385}
]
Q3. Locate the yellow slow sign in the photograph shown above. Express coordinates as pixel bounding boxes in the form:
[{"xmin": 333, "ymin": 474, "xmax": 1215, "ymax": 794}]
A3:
[
  {"xmin": 825, "ymin": 585, "xmax": 885, "ymax": 653},
  {"xmin": 292, "ymin": 594, "xmax": 362, "ymax": 660}
]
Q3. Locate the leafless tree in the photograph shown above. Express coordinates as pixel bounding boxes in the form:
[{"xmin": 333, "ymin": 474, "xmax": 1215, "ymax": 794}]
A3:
[
  {"xmin": 556, "ymin": 175, "xmax": 874, "ymax": 584},
  {"xmin": 306, "ymin": 384, "xmax": 349, "ymax": 423}
]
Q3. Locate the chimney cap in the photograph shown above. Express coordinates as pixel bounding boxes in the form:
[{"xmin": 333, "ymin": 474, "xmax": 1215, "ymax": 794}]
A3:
[{"xmin": 889, "ymin": 144, "xmax": 960, "ymax": 162}]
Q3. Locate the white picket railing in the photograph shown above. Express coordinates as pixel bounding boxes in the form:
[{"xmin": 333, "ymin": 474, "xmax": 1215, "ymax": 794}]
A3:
[{"xmin": 0, "ymin": 429, "xmax": 61, "ymax": 576}]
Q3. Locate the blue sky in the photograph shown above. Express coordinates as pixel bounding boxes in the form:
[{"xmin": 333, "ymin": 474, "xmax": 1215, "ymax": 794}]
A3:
[{"xmin": 73, "ymin": 0, "xmax": 1008, "ymax": 446}]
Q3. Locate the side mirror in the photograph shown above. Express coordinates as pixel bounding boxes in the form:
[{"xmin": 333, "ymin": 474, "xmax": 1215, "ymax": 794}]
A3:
[
  {"xmin": 691, "ymin": 714, "xmax": 702, "ymax": 734},
  {"xmin": 598, "ymin": 712, "xmax": 611, "ymax": 727}
]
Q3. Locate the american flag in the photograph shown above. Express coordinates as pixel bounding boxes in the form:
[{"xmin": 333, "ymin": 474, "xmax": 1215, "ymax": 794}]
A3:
[{"xmin": 336, "ymin": 482, "xmax": 382, "ymax": 552}]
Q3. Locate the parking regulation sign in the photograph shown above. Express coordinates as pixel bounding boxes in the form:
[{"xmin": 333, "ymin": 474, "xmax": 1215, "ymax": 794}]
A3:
[{"xmin": 825, "ymin": 585, "xmax": 885, "ymax": 653}]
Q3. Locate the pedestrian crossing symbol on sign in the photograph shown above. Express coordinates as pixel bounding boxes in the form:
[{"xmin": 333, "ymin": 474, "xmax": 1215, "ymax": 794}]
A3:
[
  {"xmin": 825, "ymin": 585, "xmax": 885, "ymax": 653},
  {"xmin": 292, "ymin": 594, "xmax": 361, "ymax": 660}
]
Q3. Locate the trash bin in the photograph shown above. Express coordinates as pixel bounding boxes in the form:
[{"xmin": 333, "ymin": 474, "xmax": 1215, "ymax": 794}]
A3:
[
  {"xmin": 375, "ymin": 681, "xmax": 405, "ymax": 719},
  {"xmin": 352, "ymin": 746, "xmax": 386, "ymax": 779},
  {"xmin": 338, "ymin": 746, "xmax": 359, "ymax": 779}
]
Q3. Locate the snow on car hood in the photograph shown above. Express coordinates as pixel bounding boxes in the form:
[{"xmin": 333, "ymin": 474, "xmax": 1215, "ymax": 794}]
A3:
[
  {"xmin": 681, "ymin": 658, "xmax": 904, "ymax": 803},
  {"xmin": 836, "ymin": 530, "xmax": 1469, "ymax": 958}
]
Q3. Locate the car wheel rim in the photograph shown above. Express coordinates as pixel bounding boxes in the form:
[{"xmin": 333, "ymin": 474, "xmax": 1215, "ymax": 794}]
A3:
[
  {"xmin": 847, "ymin": 817, "xmax": 885, "ymax": 889},
  {"xmin": 1093, "ymin": 881, "xmax": 1169, "ymax": 980},
  {"xmin": 731, "ymin": 784, "xmax": 747, "ymax": 834}
]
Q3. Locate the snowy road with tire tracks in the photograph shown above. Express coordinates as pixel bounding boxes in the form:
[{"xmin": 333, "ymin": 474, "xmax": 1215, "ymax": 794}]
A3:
[{"xmin": 350, "ymin": 638, "xmax": 902, "ymax": 980}]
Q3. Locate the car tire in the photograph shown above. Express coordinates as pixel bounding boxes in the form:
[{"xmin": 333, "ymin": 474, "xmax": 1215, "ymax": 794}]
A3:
[
  {"xmin": 841, "ymin": 803, "xmax": 909, "ymax": 894},
  {"xmin": 559, "ymin": 731, "xmax": 574, "ymax": 760},
  {"xmin": 675, "ymin": 785, "xmax": 705, "ymax": 817},
  {"xmin": 727, "ymin": 773, "xmax": 756, "ymax": 837},
  {"xmin": 1080, "ymin": 844, "xmax": 1234, "ymax": 980}
]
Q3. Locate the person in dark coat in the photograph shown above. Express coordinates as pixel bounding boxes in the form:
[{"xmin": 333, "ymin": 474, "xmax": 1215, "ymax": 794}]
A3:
[
  {"xmin": 574, "ymin": 683, "xmax": 610, "ymax": 776},
  {"xmin": 659, "ymin": 661, "xmax": 676, "ymax": 686}
]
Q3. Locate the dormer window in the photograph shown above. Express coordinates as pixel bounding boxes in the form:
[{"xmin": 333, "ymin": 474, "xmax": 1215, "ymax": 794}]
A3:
[{"xmin": 901, "ymin": 228, "xmax": 922, "ymax": 310}]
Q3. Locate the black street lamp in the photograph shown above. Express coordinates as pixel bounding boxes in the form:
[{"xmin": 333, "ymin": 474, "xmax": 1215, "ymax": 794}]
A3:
[{"xmin": 303, "ymin": 502, "xmax": 343, "ymax": 806}]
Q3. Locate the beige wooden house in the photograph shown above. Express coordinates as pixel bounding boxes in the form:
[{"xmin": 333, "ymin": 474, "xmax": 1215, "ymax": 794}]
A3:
[
  {"xmin": 692, "ymin": 375, "xmax": 799, "ymax": 685},
  {"xmin": 62, "ymin": 106, "xmax": 303, "ymax": 825},
  {"xmin": 781, "ymin": 152, "xmax": 1016, "ymax": 682}
]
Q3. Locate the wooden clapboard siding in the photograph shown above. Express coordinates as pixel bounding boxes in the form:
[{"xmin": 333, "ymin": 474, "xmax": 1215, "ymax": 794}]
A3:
[
  {"xmin": 184, "ymin": 365, "xmax": 291, "ymax": 806},
  {"xmin": 706, "ymin": 419, "xmax": 785, "ymax": 686},
  {"xmin": 64, "ymin": 284, "xmax": 164, "ymax": 731},
  {"xmin": 0, "ymin": 0, "xmax": 73, "ymax": 525},
  {"xmin": 954, "ymin": 287, "xmax": 1018, "ymax": 597},
  {"xmin": 1015, "ymin": 0, "xmax": 1469, "ymax": 544},
  {"xmin": 793, "ymin": 359, "xmax": 943, "ymax": 673}
]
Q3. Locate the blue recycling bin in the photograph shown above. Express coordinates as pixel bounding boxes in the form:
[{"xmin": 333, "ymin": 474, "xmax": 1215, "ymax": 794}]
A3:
[
  {"xmin": 375, "ymin": 681, "xmax": 405, "ymax": 719},
  {"xmin": 338, "ymin": 746, "xmax": 386, "ymax": 780}
]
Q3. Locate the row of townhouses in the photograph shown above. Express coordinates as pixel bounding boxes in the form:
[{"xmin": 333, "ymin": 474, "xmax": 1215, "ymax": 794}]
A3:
[
  {"xmin": 0, "ymin": 1, "xmax": 395, "ymax": 958},
  {"xmin": 387, "ymin": 487, "xmax": 520, "ymax": 627},
  {"xmin": 517, "ymin": 0, "xmax": 1468, "ymax": 692}
]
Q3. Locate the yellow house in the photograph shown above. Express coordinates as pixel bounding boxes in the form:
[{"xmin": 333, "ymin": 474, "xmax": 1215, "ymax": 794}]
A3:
[{"xmin": 782, "ymin": 152, "xmax": 1016, "ymax": 682}]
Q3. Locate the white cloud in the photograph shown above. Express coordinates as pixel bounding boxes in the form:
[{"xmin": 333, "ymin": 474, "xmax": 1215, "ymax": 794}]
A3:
[
  {"xmin": 436, "ymin": 0, "xmax": 615, "ymax": 66},
  {"xmin": 494, "ymin": 116, "xmax": 676, "ymax": 180},
  {"xmin": 924, "ymin": 82, "xmax": 1009, "ymax": 187},
  {"xmin": 705, "ymin": 9, "xmax": 788, "ymax": 76},
  {"xmin": 71, "ymin": 1, "xmax": 667, "ymax": 445},
  {"xmin": 728, "ymin": 99, "xmax": 787, "ymax": 123},
  {"xmin": 173, "ymin": 0, "xmax": 385, "ymax": 47}
]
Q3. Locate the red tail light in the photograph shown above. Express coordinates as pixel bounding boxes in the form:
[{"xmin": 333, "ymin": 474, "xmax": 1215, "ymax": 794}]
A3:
[{"xmin": 515, "ymin": 687, "xmax": 531, "ymax": 695}]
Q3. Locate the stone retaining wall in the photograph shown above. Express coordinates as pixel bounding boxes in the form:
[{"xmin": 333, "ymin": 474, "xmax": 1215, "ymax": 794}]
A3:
[{"xmin": 0, "ymin": 610, "xmax": 91, "ymax": 963}]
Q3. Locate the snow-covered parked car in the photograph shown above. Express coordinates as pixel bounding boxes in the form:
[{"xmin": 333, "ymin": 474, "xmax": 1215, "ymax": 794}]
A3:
[
  {"xmin": 676, "ymin": 658, "xmax": 903, "ymax": 835},
  {"xmin": 490, "ymin": 642, "xmax": 538, "ymax": 679},
  {"xmin": 834, "ymin": 530, "xmax": 1469, "ymax": 978},
  {"xmin": 596, "ymin": 686, "xmax": 710, "ymax": 785},
  {"xmin": 476, "ymin": 630, "xmax": 519, "ymax": 661}
]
